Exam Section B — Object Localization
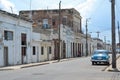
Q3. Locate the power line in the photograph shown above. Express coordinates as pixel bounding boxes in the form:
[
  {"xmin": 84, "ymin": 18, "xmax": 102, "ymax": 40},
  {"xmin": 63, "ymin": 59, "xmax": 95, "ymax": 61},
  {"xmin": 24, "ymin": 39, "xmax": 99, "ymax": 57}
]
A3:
[
  {"xmin": 115, "ymin": 0, "xmax": 120, "ymax": 21},
  {"xmin": 62, "ymin": 0, "xmax": 79, "ymax": 4},
  {"xmin": 72, "ymin": 0, "xmax": 85, "ymax": 8}
]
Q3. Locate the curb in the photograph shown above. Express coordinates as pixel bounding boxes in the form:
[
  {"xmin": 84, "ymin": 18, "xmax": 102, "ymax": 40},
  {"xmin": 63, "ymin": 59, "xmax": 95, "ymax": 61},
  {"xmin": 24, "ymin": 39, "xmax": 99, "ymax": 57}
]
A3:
[
  {"xmin": 103, "ymin": 55, "xmax": 120, "ymax": 72},
  {"xmin": 0, "ymin": 58, "xmax": 77, "ymax": 71},
  {"xmin": 0, "ymin": 66, "xmax": 21, "ymax": 71},
  {"xmin": 21, "ymin": 62, "xmax": 49, "ymax": 68}
]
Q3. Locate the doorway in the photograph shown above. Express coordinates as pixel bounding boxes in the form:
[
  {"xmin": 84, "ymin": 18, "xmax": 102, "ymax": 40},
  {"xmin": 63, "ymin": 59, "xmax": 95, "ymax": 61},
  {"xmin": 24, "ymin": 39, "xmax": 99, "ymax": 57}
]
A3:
[
  {"xmin": 21, "ymin": 33, "xmax": 27, "ymax": 64},
  {"xmin": 4, "ymin": 47, "xmax": 8, "ymax": 66}
]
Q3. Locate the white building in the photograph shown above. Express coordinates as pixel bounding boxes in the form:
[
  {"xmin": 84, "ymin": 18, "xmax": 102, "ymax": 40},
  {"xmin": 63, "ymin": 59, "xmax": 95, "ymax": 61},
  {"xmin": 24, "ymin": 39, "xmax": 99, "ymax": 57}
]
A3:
[
  {"xmin": 0, "ymin": 10, "xmax": 32, "ymax": 66},
  {"xmin": 40, "ymin": 33, "xmax": 53, "ymax": 61},
  {"xmin": 61, "ymin": 25, "xmax": 74, "ymax": 58},
  {"xmin": 32, "ymin": 32, "xmax": 41, "ymax": 62}
]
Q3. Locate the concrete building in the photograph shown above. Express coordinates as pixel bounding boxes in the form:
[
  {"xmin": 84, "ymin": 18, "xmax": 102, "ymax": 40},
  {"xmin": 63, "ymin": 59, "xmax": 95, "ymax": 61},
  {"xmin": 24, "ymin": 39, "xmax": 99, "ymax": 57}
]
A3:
[
  {"xmin": 0, "ymin": 10, "xmax": 32, "ymax": 66},
  {"xmin": 31, "ymin": 26, "xmax": 54, "ymax": 62},
  {"xmin": 32, "ymin": 32, "xmax": 41, "ymax": 62},
  {"xmin": 19, "ymin": 8, "xmax": 84, "ymax": 59},
  {"xmin": 105, "ymin": 43, "xmax": 111, "ymax": 51}
]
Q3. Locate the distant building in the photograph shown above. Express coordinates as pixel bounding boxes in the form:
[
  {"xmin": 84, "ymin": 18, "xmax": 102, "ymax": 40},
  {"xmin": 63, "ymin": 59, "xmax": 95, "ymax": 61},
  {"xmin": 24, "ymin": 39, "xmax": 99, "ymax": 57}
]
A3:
[
  {"xmin": 19, "ymin": 8, "xmax": 82, "ymax": 33},
  {"xmin": 92, "ymin": 38, "xmax": 104, "ymax": 50},
  {"xmin": 116, "ymin": 43, "xmax": 120, "ymax": 48}
]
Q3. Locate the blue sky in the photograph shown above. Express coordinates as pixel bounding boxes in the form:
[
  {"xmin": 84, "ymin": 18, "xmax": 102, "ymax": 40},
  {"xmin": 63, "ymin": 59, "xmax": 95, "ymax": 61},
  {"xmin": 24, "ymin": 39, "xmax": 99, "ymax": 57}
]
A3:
[{"xmin": 0, "ymin": 0, "xmax": 120, "ymax": 44}]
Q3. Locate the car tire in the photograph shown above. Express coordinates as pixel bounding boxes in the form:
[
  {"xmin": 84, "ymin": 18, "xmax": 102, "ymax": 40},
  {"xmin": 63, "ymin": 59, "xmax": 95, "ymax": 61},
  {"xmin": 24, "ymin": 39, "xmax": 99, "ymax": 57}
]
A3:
[
  {"xmin": 107, "ymin": 62, "xmax": 110, "ymax": 65},
  {"xmin": 92, "ymin": 62, "xmax": 94, "ymax": 65}
]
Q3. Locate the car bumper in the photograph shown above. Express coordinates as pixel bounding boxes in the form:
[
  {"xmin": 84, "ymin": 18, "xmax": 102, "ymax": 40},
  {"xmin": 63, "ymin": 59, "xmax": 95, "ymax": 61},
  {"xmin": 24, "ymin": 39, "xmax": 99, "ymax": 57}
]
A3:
[{"xmin": 91, "ymin": 59, "xmax": 109, "ymax": 62}]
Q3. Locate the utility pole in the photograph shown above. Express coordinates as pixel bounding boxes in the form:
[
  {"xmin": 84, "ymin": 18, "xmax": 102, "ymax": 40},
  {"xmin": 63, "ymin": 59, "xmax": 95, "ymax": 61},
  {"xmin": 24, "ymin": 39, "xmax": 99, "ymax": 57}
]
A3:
[
  {"xmin": 111, "ymin": 0, "xmax": 116, "ymax": 69},
  {"xmin": 85, "ymin": 19, "xmax": 90, "ymax": 56},
  {"xmin": 58, "ymin": 1, "xmax": 61, "ymax": 61},
  {"xmin": 104, "ymin": 36, "xmax": 106, "ymax": 49},
  {"xmin": 118, "ymin": 21, "xmax": 120, "ymax": 50},
  {"xmin": 96, "ymin": 31, "xmax": 100, "ymax": 49},
  {"xmin": 96, "ymin": 31, "xmax": 100, "ymax": 38}
]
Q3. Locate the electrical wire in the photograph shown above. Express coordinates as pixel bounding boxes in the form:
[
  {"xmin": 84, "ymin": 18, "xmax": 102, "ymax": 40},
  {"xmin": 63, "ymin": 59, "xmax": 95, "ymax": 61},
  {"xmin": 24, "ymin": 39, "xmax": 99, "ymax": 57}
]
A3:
[
  {"xmin": 115, "ymin": 0, "xmax": 120, "ymax": 22},
  {"xmin": 72, "ymin": 0, "xmax": 86, "ymax": 8},
  {"xmin": 62, "ymin": 0, "xmax": 79, "ymax": 4}
]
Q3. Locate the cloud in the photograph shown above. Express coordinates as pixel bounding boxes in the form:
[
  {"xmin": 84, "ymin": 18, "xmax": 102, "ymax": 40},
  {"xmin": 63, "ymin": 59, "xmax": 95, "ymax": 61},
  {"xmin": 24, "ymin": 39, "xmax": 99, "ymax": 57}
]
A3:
[
  {"xmin": 75, "ymin": 0, "xmax": 98, "ymax": 32},
  {"xmin": 0, "ymin": 0, "xmax": 18, "ymax": 14},
  {"xmin": 76, "ymin": 0, "xmax": 97, "ymax": 18}
]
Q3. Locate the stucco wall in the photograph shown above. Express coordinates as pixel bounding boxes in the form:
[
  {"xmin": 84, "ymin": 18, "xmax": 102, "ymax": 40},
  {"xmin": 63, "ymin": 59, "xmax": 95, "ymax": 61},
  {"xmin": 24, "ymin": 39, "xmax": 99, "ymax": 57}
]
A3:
[
  {"xmin": 0, "ymin": 12, "xmax": 32, "ymax": 66},
  {"xmin": 32, "ymin": 32, "xmax": 41, "ymax": 62}
]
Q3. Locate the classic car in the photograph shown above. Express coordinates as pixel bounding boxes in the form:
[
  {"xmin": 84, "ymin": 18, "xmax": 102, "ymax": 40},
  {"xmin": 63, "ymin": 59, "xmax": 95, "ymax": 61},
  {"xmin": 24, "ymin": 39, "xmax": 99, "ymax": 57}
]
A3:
[{"xmin": 91, "ymin": 50, "xmax": 110, "ymax": 65}]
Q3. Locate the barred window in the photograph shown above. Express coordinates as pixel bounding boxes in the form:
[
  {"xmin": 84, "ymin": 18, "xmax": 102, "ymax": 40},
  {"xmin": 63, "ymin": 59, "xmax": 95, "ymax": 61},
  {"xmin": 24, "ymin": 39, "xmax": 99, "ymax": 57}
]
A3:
[{"xmin": 4, "ymin": 30, "xmax": 13, "ymax": 40}]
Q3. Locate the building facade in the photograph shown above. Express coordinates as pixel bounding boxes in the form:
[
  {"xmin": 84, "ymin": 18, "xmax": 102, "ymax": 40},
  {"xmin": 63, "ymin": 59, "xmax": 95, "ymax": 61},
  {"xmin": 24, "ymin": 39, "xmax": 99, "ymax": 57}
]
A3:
[
  {"xmin": 0, "ymin": 10, "xmax": 32, "ymax": 66},
  {"xmin": 19, "ymin": 8, "xmax": 84, "ymax": 59}
]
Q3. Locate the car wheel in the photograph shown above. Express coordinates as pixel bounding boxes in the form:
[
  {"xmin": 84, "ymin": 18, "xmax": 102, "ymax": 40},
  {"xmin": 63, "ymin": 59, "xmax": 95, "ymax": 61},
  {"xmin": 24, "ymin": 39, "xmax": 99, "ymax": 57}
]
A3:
[
  {"xmin": 107, "ymin": 62, "xmax": 110, "ymax": 65},
  {"xmin": 92, "ymin": 62, "xmax": 94, "ymax": 65}
]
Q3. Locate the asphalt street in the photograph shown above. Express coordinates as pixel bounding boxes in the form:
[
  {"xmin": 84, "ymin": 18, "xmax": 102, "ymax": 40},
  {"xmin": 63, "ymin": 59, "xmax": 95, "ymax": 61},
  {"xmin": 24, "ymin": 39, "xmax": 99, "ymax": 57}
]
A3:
[{"xmin": 0, "ymin": 56, "xmax": 120, "ymax": 80}]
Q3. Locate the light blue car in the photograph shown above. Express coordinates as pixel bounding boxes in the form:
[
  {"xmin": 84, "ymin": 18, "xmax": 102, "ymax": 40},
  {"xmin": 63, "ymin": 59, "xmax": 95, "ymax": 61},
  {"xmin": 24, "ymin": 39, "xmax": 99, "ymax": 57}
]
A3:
[{"xmin": 91, "ymin": 50, "xmax": 110, "ymax": 65}]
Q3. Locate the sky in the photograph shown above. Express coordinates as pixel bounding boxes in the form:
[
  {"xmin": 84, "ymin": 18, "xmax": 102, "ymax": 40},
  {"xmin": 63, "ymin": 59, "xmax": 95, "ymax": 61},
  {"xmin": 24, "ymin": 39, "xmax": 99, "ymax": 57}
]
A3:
[{"xmin": 0, "ymin": 0, "xmax": 120, "ymax": 44}]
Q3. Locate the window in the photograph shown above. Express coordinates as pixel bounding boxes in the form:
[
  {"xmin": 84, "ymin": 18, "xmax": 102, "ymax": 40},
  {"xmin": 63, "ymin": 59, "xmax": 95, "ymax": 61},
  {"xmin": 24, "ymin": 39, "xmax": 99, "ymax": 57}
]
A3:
[
  {"xmin": 41, "ymin": 46, "xmax": 44, "ymax": 55},
  {"xmin": 21, "ymin": 33, "xmax": 26, "ymax": 45},
  {"xmin": 4, "ymin": 30, "xmax": 13, "ymax": 40},
  {"xmin": 49, "ymin": 47, "xmax": 51, "ymax": 54},
  {"xmin": 33, "ymin": 46, "xmax": 36, "ymax": 55},
  {"xmin": 52, "ymin": 19, "xmax": 56, "ymax": 26},
  {"xmin": 42, "ymin": 19, "xmax": 50, "ymax": 29},
  {"xmin": 62, "ymin": 17, "xmax": 67, "ymax": 25}
]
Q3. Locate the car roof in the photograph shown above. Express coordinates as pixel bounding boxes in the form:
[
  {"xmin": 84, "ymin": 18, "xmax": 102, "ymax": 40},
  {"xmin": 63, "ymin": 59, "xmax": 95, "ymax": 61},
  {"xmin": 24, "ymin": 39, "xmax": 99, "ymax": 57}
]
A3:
[{"xmin": 94, "ymin": 49, "xmax": 110, "ymax": 52}]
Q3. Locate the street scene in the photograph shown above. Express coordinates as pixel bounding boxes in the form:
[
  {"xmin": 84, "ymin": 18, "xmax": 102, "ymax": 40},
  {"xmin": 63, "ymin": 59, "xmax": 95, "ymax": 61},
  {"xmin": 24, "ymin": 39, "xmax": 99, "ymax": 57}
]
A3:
[
  {"xmin": 0, "ymin": 0, "xmax": 120, "ymax": 80},
  {"xmin": 0, "ymin": 55, "xmax": 120, "ymax": 80}
]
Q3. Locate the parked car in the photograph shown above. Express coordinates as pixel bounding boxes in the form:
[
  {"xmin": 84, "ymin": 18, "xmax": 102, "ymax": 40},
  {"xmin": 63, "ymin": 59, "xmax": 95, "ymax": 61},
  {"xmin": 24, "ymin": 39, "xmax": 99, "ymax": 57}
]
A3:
[
  {"xmin": 116, "ymin": 48, "xmax": 120, "ymax": 53},
  {"xmin": 91, "ymin": 50, "xmax": 110, "ymax": 65}
]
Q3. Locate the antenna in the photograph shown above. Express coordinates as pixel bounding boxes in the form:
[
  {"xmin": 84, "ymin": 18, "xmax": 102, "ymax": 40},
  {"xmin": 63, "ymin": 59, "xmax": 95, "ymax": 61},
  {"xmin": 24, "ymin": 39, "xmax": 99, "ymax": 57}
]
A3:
[
  {"xmin": 29, "ymin": 0, "xmax": 32, "ymax": 21},
  {"xmin": 10, "ymin": 6, "xmax": 13, "ymax": 14},
  {"xmin": 30, "ymin": 0, "xmax": 32, "ymax": 10}
]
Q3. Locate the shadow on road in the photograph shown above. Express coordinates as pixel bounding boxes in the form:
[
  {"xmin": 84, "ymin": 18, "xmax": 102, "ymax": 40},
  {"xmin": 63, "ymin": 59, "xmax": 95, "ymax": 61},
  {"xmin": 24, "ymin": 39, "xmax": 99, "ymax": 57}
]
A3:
[{"xmin": 92, "ymin": 63, "xmax": 110, "ymax": 66}]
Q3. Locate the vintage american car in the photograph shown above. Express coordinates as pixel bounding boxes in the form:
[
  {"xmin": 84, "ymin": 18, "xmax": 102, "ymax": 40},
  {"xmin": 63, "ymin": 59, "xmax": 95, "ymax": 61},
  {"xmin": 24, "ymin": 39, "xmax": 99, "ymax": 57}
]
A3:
[{"xmin": 91, "ymin": 50, "xmax": 110, "ymax": 65}]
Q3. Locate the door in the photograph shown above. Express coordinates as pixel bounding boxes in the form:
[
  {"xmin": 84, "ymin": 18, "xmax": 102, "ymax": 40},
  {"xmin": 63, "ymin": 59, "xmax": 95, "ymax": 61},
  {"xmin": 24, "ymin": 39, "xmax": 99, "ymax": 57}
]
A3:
[
  {"xmin": 4, "ymin": 47, "xmax": 8, "ymax": 66},
  {"xmin": 21, "ymin": 33, "xmax": 27, "ymax": 64},
  {"xmin": 37, "ymin": 46, "xmax": 39, "ymax": 62},
  {"xmin": 21, "ymin": 47, "xmax": 26, "ymax": 64}
]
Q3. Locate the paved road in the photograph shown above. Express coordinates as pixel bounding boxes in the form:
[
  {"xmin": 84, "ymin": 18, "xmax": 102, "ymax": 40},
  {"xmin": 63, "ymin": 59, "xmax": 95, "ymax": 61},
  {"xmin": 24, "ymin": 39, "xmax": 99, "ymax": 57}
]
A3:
[{"xmin": 0, "ymin": 57, "xmax": 120, "ymax": 80}]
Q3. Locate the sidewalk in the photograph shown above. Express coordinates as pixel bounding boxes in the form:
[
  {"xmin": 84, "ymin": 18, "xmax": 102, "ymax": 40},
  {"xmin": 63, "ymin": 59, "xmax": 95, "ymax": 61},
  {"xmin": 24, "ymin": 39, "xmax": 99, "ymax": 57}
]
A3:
[
  {"xmin": 104, "ymin": 54, "xmax": 120, "ymax": 72},
  {"xmin": 0, "ymin": 58, "xmax": 74, "ymax": 71}
]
